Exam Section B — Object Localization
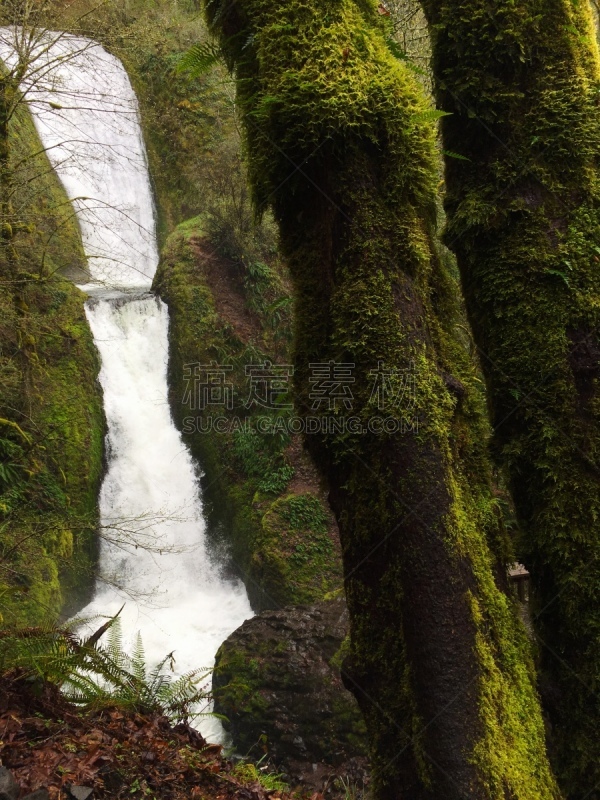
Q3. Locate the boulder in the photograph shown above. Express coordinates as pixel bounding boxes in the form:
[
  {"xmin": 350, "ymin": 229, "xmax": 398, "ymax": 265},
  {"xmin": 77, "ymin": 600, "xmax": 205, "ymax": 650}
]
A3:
[
  {"xmin": 213, "ymin": 598, "xmax": 368, "ymax": 794},
  {"xmin": 0, "ymin": 768, "xmax": 18, "ymax": 800}
]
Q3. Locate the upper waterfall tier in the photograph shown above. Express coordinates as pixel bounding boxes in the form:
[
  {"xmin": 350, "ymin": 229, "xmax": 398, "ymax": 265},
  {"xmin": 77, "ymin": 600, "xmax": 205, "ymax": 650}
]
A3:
[{"xmin": 0, "ymin": 28, "xmax": 157, "ymax": 289}]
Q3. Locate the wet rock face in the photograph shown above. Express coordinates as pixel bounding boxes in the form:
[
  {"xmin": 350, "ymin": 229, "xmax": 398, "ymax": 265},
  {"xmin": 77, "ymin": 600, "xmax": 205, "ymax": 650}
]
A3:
[{"xmin": 213, "ymin": 599, "xmax": 368, "ymax": 793}]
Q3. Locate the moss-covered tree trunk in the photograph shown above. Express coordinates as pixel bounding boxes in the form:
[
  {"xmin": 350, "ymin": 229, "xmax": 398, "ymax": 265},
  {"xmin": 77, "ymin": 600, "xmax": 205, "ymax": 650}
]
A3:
[
  {"xmin": 418, "ymin": 0, "xmax": 600, "ymax": 794},
  {"xmin": 0, "ymin": 73, "xmax": 18, "ymax": 277},
  {"xmin": 205, "ymin": 1, "xmax": 558, "ymax": 797}
]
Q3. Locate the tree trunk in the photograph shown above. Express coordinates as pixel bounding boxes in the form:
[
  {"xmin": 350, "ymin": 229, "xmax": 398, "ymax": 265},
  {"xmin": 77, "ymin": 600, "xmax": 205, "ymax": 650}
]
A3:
[
  {"xmin": 205, "ymin": 1, "xmax": 559, "ymax": 797},
  {"xmin": 419, "ymin": 0, "xmax": 600, "ymax": 795},
  {"xmin": 1, "ymin": 71, "xmax": 23, "ymax": 281}
]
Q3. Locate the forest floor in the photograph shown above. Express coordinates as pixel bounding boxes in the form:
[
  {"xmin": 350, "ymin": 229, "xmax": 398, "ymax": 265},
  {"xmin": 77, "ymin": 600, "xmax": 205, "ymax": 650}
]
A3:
[{"xmin": 0, "ymin": 672, "xmax": 313, "ymax": 800}]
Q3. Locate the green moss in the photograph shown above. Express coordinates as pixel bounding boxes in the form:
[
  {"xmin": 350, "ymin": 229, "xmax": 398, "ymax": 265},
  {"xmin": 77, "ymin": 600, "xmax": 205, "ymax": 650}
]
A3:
[
  {"xmin": 206, "ymin": 0, "xmax": 558, "ymax": 796},
  {"xmin": 8, "ymin": 101, "xmax": 88, "ymax": 281},
  {"xmin": 420, "ymin": 0, "xmax": 600, "ymax": 793},
  {"xmin": 0, "ymin": 94, "xmax": 103, "ymax": 627},
  {"xmin": 213, "ymin": 642, "xmax": 270, "ymax": 722},
  {"xmin": 254, "ymin": 493, "xmax": 339, "ymax": 607}
]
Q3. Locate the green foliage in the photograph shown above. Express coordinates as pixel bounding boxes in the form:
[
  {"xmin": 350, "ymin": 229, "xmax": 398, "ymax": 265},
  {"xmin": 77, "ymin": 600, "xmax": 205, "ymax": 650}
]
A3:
[
  {"xmin": 385, "ymin": 36, "xmax": 428, "ymax": 77},
  {"xmin": 198, "ymin": 146, "xmax": 283, "ymax": 300},
  {"xmin": 2, "ymin": 95, "xmax": 88, "ymax": 281},
  {"xmin": 155, "ymin": 219, "xmax": 342, "ymax": 610},
  {"xmin": 0, "ymin": 625, "xmax": 85, "ymax": 682},
  {"xmin": 257, "ymin": 465, "xmax": 294, "ymax": 495},
  {"xmin": 232, "ymin": 427, "xmax": 293, "ymax": 494},
  {"xmin": 441, "ymin": 149, "xmax": 470, "ymax": 161},
  {"xmin": 66, "ymin": 622, "xmax": 213, "ymax": 724},
  {"xmin": 243, "ymin": 260, "xmax": 280, "ymax": 314},
  {"xmin": 279, "ymin": 494, "xmax": 328, "ymax": 532},
  {"xmin": 0, "ymin": 617, "xmax": 213, "ymax": 725},
  {"xmin": 0, "ymin": 436, "xmax": 24, "ymax": 492}
]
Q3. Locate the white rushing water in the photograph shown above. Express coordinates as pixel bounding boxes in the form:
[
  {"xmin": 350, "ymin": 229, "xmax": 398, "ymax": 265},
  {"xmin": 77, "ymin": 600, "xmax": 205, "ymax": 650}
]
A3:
[
  {"xmin": 0, "ymin": 27, "xmax": 156, "ymax": 288},
  {"xmin": 0, "ymin": 29, "xmax": 252, "ymax": 739}
]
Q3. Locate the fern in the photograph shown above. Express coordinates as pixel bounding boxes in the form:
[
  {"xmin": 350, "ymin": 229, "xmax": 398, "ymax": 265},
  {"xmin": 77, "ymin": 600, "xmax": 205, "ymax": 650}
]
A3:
[
  {"xmin": 0, "ymin": 461, "xmax": 21, "ymax": 489},
  {"xmin": 385, "ymin": 38, "xmax": 427, "ymax": 77},
  {"xmin": 0, "ymin": 434, "xmax": 26, "ymax": 491},
  {"xmin": 1, "ymin": 615, "xmax": 214, "ymax": 724},
  {"xmin": 175, "ymin": 41, "xmax": 223, "ymax": 77},
  {"xmin": 130, "ymin": 631, "xmax": 146, "ymax": 684}
]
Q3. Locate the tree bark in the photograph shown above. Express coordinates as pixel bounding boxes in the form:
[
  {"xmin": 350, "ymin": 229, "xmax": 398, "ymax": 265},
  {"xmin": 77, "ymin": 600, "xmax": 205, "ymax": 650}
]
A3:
[
  {"xmin": 205, "ymin": 1, "xmax": 559, "ymax": 797},
  {"xmin": 0, "ymin": 73, "xmax": 16, "ymax": 274},
  {"xmin": 419, "ymin": 0, "xmax": 600, "ymax": 795}
]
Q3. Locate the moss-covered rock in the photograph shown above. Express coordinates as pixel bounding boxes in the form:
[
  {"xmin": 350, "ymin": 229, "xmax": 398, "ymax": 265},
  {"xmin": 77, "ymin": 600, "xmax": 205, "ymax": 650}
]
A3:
[
  {"xmin": 154, "ymin": 218, "xmax": 342, "ymax": 610},
  {"xmin": 213, "ymin": 598, "xmax": 367, "ymax": 794}
]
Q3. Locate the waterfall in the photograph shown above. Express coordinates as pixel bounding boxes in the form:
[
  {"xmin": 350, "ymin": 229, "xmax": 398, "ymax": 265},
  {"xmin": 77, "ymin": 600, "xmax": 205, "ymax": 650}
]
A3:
[
  {"xmin": 84, "ymin": 292, "xmax": 252, "ymax": 742},
  {"xmin": 0, "ymin": 30, "xmax": 252, "ymax": 740}
]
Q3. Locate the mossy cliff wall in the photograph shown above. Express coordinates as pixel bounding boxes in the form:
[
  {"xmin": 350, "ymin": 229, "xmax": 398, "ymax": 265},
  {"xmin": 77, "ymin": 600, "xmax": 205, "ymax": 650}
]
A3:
[
  {"xmin": 205, "ymin": 1, "xmax": 558, "ymax": 798},
  {"xmin": 419, "ymin": 0, "xmax": 600, "ymax": 794},
  {"xmin": 154, "ymin": 218, "xmax": 343, "ymax": 610},
  {"xmin": 0, "ymin": 94, "xmax": 104, "ymax": 626}
]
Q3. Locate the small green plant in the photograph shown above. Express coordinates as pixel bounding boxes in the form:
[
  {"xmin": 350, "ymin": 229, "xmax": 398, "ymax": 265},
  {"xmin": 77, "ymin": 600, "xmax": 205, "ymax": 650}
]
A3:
[
  {"xmin": 0, "ymin": 434, "xmax": 27, "ymax": 493},
  {"xmin": 257, "ymin": 464, "xmax": 294, "ymax": 495},
  {"xmin": 175, "ymin": 40, "xmax": 224, "ymax": 77},
  {"xmin": 243, "ymin": 260, "xmax": 278, "ymax": 314},
  {"xmin": 336, "ymin": 775, "xmax": 368, "ymax": 800},
  {"xmin": 232, "ymin": 426, "xmax": 294, "ymax": 493},
  {"xmin": 280, "ymin": 494, "xmax": 328, "ymax": 532},
  {"xmin": 66, "ymin": 620, "xmax": 214, "ymax": 724},
  {"xmin": 231, "ymin": 761, "xmax": 288, "ymax": 792}
]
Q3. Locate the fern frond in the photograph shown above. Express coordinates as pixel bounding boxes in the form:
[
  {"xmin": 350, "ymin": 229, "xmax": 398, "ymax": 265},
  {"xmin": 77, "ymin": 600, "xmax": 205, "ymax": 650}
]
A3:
[
  {"xmin": 442, "ymin": 149, "xmax": 470, "ymax": 162},
  {"xmin": 175, "ymin": 41, "xmax": 223, "ymax": 77},
  {"xmin": 412, "ymin": 108, "xmax": 452, "ymax": 123},
  {"xmin": 131, "ymin": 632, "xmax": 146, "ymax": 684}
]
